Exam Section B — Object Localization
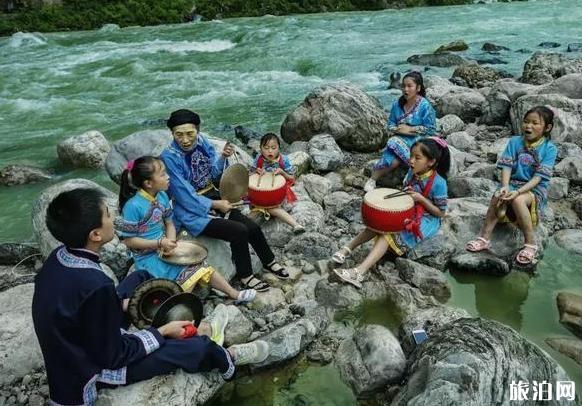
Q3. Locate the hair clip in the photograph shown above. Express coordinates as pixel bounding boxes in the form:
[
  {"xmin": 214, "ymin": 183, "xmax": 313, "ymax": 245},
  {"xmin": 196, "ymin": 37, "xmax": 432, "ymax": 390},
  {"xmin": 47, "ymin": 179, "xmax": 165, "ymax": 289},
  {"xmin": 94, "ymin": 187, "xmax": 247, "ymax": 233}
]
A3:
[
  {"xmin": 126, "ymin": 160, "xmax": 135, "ymax": 171},
  {"xmin": 429, "ymin": 136, "xmax": 448, "ymax": 149}
]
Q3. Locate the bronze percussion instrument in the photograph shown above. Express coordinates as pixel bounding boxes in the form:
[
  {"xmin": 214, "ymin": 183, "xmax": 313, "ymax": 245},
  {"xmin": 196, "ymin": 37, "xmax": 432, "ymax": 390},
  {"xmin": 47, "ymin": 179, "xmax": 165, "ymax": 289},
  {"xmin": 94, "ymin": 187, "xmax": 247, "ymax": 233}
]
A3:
[
  {"xmin": 159, "ymin": 240, "xmax": 208, "ymax": 266},
  {"xmin": 151, "ymin": 292, "xmax": 203, "ymax": 328},
  {"xmin": 219, "ymin": 163, "xmax": 249, "ymax": 203},
  {"xmin": 128, "ymin": 278, "xmax": 182, "ymax": 329}
]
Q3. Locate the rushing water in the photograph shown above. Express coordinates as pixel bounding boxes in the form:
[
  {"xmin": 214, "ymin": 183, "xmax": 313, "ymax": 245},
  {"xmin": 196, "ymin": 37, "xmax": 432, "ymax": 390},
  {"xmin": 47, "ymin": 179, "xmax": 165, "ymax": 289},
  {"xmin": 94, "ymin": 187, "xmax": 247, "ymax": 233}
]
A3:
[{"xmin": 1, "ymin": 0, "xmax": 581, "ymax": 403}]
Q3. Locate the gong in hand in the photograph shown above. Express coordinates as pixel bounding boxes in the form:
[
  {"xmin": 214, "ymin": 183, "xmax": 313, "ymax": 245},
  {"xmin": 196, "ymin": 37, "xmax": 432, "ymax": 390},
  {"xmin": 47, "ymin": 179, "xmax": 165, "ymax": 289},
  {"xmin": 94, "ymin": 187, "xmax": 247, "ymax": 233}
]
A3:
[
  {"xmin": 219, "ymin": 163, "xmax": 249, "ymax": 203},
  {"xmin": 159, "ymin": 240, "xmax": 208, "ymax": 266}
]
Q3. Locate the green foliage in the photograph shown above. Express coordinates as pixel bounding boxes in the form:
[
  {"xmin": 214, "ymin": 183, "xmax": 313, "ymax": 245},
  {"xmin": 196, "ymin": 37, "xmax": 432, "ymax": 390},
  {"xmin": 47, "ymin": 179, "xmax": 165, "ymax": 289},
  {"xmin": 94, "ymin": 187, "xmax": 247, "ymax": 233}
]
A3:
[{"xmin": 0, "ymin": 0, "xmax": 472, "ymax": 35}]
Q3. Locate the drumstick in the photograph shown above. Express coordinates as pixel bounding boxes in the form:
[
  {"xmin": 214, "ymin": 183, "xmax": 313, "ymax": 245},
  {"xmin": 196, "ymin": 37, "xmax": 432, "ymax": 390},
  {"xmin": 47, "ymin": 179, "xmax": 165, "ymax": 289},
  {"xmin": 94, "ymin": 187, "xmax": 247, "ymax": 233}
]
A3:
[
  {"xmin": 271, "ymin": 172, "xmax": 275, "ymax": 188},
  {"xmin": 257, "ymin": 172, "xmax": 263, "ymax": 187},
  {"xmin": 383, "ymin": 191, "xmax": 409, "ymax": 200}
]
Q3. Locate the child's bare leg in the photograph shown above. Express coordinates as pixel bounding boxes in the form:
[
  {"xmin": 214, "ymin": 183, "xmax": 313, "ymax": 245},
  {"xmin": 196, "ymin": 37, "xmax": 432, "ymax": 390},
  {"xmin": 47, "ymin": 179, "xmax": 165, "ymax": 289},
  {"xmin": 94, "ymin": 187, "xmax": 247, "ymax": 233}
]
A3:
[
  {"xmin": 343, "ymin": 228, "xmax": 377, "ymax": 253},
  {"xmin": 267, "ymin": 207, "xmax": 299, "ymax": 228},
  {"xmin": 479, "ymin": 195, "xmax": 502, "ymax": 240},
  {"xmin": 356, "ymin": 236, "xmax": 389, "ymax": 274},
  {"xmin": 511, "ymin": 194, "xmax": 535, "ymax": 245},
  {"xmin": 209, "ymin": 271, "xmax": 240, "ymax": 300},
  {"xmin": 248, "ymin": 210, "xmax": 260, "ymax": 221}
]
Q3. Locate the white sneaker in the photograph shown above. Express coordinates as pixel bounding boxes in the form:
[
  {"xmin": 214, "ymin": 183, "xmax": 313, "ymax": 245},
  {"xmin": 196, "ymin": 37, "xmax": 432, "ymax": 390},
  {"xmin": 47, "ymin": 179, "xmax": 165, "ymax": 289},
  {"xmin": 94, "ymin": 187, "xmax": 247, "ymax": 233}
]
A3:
[
  {"xmin": 230, "ymin": 340, "xmax": 270, "ymax": 365},
  {"xmin": 333, "ymin": 268, "xmax": 364, "ymax": 289},
  {"xmin": 235, "ymin": 289, "xmax": 257, "ymax": 305},
  {"xmin": 208, "ymin": 303, "xmax": 229, "ymax": 346},
  {"xmin": 364, "ymin": 178, "xmax": 376, "ymax": 192}
]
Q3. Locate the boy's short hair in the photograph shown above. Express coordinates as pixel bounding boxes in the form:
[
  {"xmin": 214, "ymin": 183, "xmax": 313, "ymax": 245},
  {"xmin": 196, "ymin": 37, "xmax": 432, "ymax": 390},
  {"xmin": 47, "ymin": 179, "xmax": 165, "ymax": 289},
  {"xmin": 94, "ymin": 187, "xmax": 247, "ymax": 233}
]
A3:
[{"xmin": 46, "ymin": 188, "xmax": 106, "ymax": 248}]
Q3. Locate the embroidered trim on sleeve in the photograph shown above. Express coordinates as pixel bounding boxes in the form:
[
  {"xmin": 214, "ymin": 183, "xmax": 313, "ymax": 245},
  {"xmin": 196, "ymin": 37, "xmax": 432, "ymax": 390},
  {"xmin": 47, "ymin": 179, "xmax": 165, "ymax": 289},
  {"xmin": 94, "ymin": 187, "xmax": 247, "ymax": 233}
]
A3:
[{"xmin": 131, "ymin": 329, "xmax": 161, "ymax": 354}]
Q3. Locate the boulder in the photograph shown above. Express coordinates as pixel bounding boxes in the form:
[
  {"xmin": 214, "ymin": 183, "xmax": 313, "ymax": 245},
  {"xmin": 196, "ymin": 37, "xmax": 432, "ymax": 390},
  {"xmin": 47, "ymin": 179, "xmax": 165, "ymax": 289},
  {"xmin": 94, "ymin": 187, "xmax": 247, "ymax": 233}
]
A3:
[
  {"xmin": 555, "ymin": 141, "xmax": 582, "ymax": 161},
  {"xmin": 485, "ymin": 137, "xmax": 510, "ymax": 163},
  {"xmin": 0, "ymin": 242, "xmax": 40, "ymax": 266},
  {"xmin": 105, "ymin": 129, "xmax": 252, "ymax": 184},
  {"xmin": 449, "ymin": 252, "xmax": 510, "ymax": 276},
  {"xmin": 57, "ymin": 130, "xmax": 111, "ymax": 169},
  {"xmin": 0, "ymin": 284, "xmax": 43, "ymax": 386},
  {"xmin": 407, "ymin": 53, "xmax": 465, "ymax": 67},
  {"xmin": 392, "ymin": 318, "xmax": 574, "ymax": 406},
  {"xmin": 425, "ymin": 75, "xmax": 457, "ymax": 102},
  {"xmin": 307, "ymin": 134, "xmax": 344, "ymax": 172},
  {"xmin": 446, "ymin": 131, "xmax": 476, "ymax": 152},
  {"xmin": 323, "ymin": 191, "xmax": 361, "ymax": 222},
  {"xmin": 556, "ymin": 291, "xmax": 582, "ymax": 339},
  {"xmin": 480, "ymin": 90, "xmax": 511, "ymax": 125},
  {"xmin": 248, "ymin": 288, "xmax": 286, "ymax": 313},
  {"xmin": 567, "ymin": 43, "xmax": 582, "ymax": 53},
  {"xmin": 435, "ymin": 40, "xmax": 468, "ymax": 53},
  {"xmin": 315, "ymin": 278, "xmax": 364, "ymax": 310},
  {"xmin": 287, "ymin": 141, "xmax": 309, "ymax": 154},
  {"xmin": 280, "ymin": 83, "xmax": 388, "ymax": 152},
  {"xmin": 335, "ymin": 325, "xmax": 406, "ymax": 395},
  {"xmin": 458, "ymin": 162, "xmax": 497, "ymax": 181},
  {"xmin": 448, "ymin": 177, "xmax": 498, "ymax": 198},
  {"xmin": 545, "ymin": 337, "xmax": 582, "ymax": 366},
  {"xmin": 397, "ymin": 306, "xmax": 470, "ymax": 356},
  {"xmin": 0, "ymin": 165, "xmax": 51, "ymax": 186},
  {"xmin": 437, "ymin": 114, "xmax": 465, "ymax": 136},
  {"xmin": 233, "ymin": 125, "xmax": 261, "ymax": 145},
  {"xmin": 555, "ymin": 157, "xmax": 582, "ymax": 184},
  {"xmin": 285, "ymin": 232, "xmax": 335, "ymax": 261},
  {"xmin": 574, "ymin": 196, "xmax": 582, "ymax": 220},
  {"xmin": 252, "ymin": 306, "xmax": 329, "ymax": 368},
  {"xmin": 521, "ymin": 52, "xmax": 582, "ymax": 85},
  {"xmin": 451, "ymin": 63, "xmax": 503, "ymax": 88},
  {"xmin": 31, "ymin": 179, "xmax": 132, "ymax": 279},
  {"xmin": 1, "ymin": 264, "xmax": 35, "ymax": 292},
  {"xmin": 434, "ymin": 87, "xmax": 486, "ymax": 122},
  {"xmin": 287, "ymin": 151, "xmax": 311, "ymax": 176},
  {"xmin": 555, "ymin": 229, "xmax": 582, "ymax": 256},
  {"xmin": 482, "ymin": 42, "xmax": 510, "ymax": 52},
  {"xmin": 302, "ymin": 174, "xmax": 332, "ymax": 205},
  {"xmin": 538, "ymin": 41, "xmax": 561, "ymax": 49},
  {"xmin": 259, "ymin": 219, "xmax": 294, "ymax": 248},
  {"xmin": 97, "ymin": 371, "xmax": 223, "ymax": 406},
  {"xmin": 536, "ymin": 73, "xmax": 582, "ymax": 100},
  {"xmin": 324, "ymin": 172, "xmax": 343, "ymax": 192},
  {"xmin": 382, "ymin": 272, "xmax": 440, "ymax": 317},
  {"xmin": 548, "ymin": 177, "xmax": 569, "ymax": 200},
  {"xmin": 395, "ymin": 258, "xmax": 450, "ymax": 301},
  {"xmin": 291, "ymin": 200, "xmax": 325, "ymax": 231},
  {"xmin": 224, "ymin": 305, "xmax": 253, "ymax": 346}
]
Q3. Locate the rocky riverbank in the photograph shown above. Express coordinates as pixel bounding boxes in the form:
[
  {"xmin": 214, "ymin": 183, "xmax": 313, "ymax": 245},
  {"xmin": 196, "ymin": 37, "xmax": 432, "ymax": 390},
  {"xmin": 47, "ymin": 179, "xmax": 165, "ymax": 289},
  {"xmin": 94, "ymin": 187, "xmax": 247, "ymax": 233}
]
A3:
[{"xmin": 1, "ymin": 47, "xmax": 582, "ymax": 405}]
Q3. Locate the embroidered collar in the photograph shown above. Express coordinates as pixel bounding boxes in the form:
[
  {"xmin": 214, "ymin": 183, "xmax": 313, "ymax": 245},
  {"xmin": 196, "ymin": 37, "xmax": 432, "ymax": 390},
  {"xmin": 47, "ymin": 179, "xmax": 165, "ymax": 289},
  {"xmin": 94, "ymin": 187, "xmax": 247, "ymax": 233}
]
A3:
[
  {"xmin": 525, "ymin": 136, "xmax": 545, "ymax": 149},
  {"xmin": 414, "ymin": 169, "xmax": 434, "ymax": 180},
  {"xmin": 138, "ymin": 189, "xmax": 157, "ymax": 203},
  {"xmin": 263, "ymin": 154, "xmax": 280, "ymax": 164},
  {"xmin": 57, "ymin": 246, "xmax": 102, "ymax": 271}
]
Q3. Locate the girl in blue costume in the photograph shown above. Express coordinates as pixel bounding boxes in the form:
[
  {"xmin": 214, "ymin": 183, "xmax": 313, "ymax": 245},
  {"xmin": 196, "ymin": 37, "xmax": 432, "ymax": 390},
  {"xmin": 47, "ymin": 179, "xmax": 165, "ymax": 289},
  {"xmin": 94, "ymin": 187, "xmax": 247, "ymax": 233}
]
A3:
[
  {"xmin": 117, "ymin": 155, "xmax": 256, "ymax": 303},
  {"xmin": 332, "ymin": 138, "xmax": 450, "ymax": 289},
  {"xmin": 364, "ymin": 71, "xmax": 436, "ymax": 192},
  {"xmin": 466, "ymin": 106, "xmax": 557, "ymax": 265}
]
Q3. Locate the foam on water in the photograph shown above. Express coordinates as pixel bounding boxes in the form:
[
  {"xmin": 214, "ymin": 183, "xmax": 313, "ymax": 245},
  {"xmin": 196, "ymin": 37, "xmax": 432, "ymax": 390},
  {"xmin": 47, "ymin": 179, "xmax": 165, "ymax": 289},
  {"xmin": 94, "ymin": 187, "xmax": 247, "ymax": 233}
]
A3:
[{"xmin": 6, "ymin": 32, "xmax": 48, "ymax": 48}]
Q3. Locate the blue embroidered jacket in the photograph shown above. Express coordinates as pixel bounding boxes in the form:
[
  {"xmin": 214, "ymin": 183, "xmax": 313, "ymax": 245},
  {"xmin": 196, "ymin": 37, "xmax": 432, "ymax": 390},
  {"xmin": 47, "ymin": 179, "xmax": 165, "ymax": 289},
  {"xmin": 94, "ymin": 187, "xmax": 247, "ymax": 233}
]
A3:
[
  {"xmin": 32, "ymin": 247, "xmax": 164, "ymax": 405},
  {"xmin": 161, "ymin": 136, "xmax": 226, "ymax": 236}
]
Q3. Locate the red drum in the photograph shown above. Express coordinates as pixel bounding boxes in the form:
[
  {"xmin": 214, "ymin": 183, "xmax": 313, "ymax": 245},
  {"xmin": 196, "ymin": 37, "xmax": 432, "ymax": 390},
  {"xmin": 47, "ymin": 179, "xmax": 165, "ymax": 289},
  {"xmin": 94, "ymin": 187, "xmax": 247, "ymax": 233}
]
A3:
[
  {"xmin": 361, "ymin": 188, "xmax": 415, "ymax": 233},
  {"xmin": 248, "ymin": 173, "xmax": 287, "ymax": 208}
]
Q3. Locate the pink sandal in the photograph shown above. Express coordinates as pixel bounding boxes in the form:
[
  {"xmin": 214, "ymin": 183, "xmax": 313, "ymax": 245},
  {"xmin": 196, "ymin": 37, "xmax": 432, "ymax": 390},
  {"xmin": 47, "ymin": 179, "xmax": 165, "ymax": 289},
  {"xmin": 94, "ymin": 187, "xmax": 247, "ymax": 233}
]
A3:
[
  {"xmin": 516, "ymin": 244, "xmax": 538, "ymax": 265},
  {"xmin": 465, "ymin": 237, "xmax": 491, "ymax": 252}
]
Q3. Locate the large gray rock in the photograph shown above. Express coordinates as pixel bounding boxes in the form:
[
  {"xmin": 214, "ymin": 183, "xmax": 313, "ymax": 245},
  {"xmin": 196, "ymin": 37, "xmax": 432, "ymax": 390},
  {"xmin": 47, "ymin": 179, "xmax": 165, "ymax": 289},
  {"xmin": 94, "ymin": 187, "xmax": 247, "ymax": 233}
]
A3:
[
  {"xmin": 105, "ymin": 129, "xmax": 252, "ymax": 184},
  {"xmin": 448, "ymin": 177, "xmax": 498, "ymax": 198},
  {"xmin": 57, "ymin": 130, "xmax": 111, "ymax": 169},
  {"xmin": 397, "ymin": 306, "xmax": 470, "ymax": 356},
  {"xmin": 452, "ymin": 63, "xmax": 503, "ymax": 88},
  {"xmin": 434, "ymin": 87, "xmax": 486, "ymax": 122},
  {"xmin": 285, "ymin": 232, "xmax": 335, "ymax": 261},
  {"xmin": 315, "ymin": 278, "xmax": 364, "ymax": 310},
  {"xmin": 393, "ymin": 318, "xmax": 575, "ymax": 406},
  {"xmin": 480, "ymin": 90, "xmax": 511, "ymax": 125},
  {"xmin": 555, "ymin": 157, "xmax": 582, "ymax": 185},
  {"xmin": 548, "ymin": 177, "xmax": 570, "ymax": 200},
  {"xmin": 1, "ymin": 264, "xmax": 35, "ymax": 292},
  {"xmin": 446, "ymin": 131, "xmax": 476, "ymax": 152},
  {"xmin": 537, "ymin": 73, "xmax": 582, "ymax": 100},
  {"xmin": 0, "ymin": 165, "xmax": 51, "ymax": 186},
  {"xmin": 435, "ymin": 40, "xmax": 468, "ymax": 53},
  {"xmin": 287, "ymin": 151, "xmax": 311, "ymax": 177},
  {"xmin": 307, "ymin": 134, "xmax": 344, "ymax": 172},
  {"xmin": 291, "ymin": 200, "xmax": 325, "ymax": 231},
  {"xmin": 31, "ymin": 179, "xmax": 132, "ymax": 278},
  {"xmin": 248, "ymin": 288, "xmax": 286, "ymax": 313},
  {"xmin": 280, "ymin": 83, "xmax": 388, "ymax": 152},
  {"xmin": 449, "ymin": 252, "xmax": 510, "ymax": 276},
  {"xmin": 97, "ymin": 371, "xmax": 223, "ymax": 406},
  {"xmin": 521, "ymin": 52, "xmax": 582, "ymax": 85},
  {"xmin": 545, "ymin": 337, "xmax": 582, "ymax": 366},
  {"xmin": 485, "ymin": 137, "xmax": 510, "ymax": 163},
  {"xmin": 555, "ymin": 229, "xmax": 582, "ymax": 256},
  {"xmin": 0, "ymin": 242, "xmax": 40, "ymax": 266},
  {"xmin": 301, "ymin": 174, "xmax": 332, "ymax": 205},
  {"xmin": 323, "ymin": 191, "xmax": 361, "ymax": 223},
  {"xmin": 395, "ymin": 258, "xmax": 450, "ymax": 301},
  {"xmin": 0, "ymin": 284, "xmax": 43, "ymax": 385},
  {"xmin": 574, "ymin": 195, "xmax": 582, "ymax": 220},
  {"xmin": 252, "ymin": 306, "xmax": 329, "ymax": 368},
  {"xmin": 224, "ymin": 305, "xmax": 253, "ymax": 346},
  {"xmin": 556, "ymin": 291, "xmax": 582, "ymax": 339},
  {"xmin": 425, "ymin": 75, "xmax": 457, "ymax": 102},
  {"xmin": 510, "ymin": 94, "xmax": 582, "ymax": 148},
  {"xmin": 259, "ymin": 219, "xmax": 293, "ymax": 248},
  {"xmin": 437, "ymin": 114, "xmax": 465, "ymax": 136},
  {"xmin": 458, "ymin": 162, "xmax": 497, "ymax": 181},
  {"xmin": 555, "ymin": 141, "xmax": 582, "ymax": 161},
  {"xmin": 407, "ymin": 53, "xmax": 465, "ymax": 67},
  {"xmin": 336, "ymin": 325, "xmax": 406, "ymax": 395}
]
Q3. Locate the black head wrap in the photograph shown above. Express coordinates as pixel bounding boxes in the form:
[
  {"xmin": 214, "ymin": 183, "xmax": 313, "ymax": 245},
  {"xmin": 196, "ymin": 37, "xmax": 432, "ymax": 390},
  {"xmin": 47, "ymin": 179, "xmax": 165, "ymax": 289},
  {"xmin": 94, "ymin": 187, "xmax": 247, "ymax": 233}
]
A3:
[{"xmin": 167, "ymin": 109, "xmax": 201, "ymax": 130}]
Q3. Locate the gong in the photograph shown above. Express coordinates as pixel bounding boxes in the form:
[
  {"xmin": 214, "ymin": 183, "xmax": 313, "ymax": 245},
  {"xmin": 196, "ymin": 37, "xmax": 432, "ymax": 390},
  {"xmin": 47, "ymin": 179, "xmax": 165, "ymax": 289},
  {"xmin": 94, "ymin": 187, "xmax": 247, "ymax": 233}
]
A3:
[
  {"xmin": 159, "ymin": 240, "xmax": 208, "ymax": 266},
  {"xmin": 151, "ymin": 292, "xmax": 204, "ymax": 328},
  {"xmin": 128, "ymin": 278, "xmax": 183, "ymax": 329},
  {"xmin": 219, "ymin": 163, "xmax": 249, "ymax": 203}
]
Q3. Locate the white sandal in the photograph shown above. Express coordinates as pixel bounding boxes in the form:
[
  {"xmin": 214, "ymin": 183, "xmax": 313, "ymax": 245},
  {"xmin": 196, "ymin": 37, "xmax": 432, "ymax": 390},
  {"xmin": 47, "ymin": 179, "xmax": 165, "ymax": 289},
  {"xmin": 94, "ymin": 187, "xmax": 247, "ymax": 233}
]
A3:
[
  {"xmin": 333, "ymin": 267, "xmax": 364, "ymax": 289},
  {"xmin": 332, "ymin": 246, "xmax": 352, "ymax": 265}
]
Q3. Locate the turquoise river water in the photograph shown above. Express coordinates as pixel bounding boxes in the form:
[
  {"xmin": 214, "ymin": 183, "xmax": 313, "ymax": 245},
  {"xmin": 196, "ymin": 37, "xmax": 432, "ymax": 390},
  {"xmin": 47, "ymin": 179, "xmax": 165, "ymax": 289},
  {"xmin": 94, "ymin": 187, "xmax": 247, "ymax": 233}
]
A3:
[{"xmin": 1, "ymin": 0, "xmax": 581, "ymax": 404}]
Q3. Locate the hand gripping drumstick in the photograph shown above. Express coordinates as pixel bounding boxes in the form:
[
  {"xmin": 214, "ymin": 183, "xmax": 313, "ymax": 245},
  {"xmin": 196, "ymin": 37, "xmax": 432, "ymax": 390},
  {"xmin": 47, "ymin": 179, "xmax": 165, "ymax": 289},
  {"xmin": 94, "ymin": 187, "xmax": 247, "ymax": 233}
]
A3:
[{"xmin": 181, "ymin": 324, "xmax": 197, "ymax": 339}]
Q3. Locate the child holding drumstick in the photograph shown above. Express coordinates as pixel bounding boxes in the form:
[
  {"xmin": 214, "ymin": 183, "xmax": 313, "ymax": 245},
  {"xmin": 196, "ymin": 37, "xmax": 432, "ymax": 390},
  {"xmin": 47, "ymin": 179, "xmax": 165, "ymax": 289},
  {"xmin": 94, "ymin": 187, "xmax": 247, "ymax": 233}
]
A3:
[
  {"xmin": 249, "ymin": 133, "xmax": 305, "ymax": 234},
  {"xmin": 332, "ymin": 138, "xmax": 450, "ymax": 289}
]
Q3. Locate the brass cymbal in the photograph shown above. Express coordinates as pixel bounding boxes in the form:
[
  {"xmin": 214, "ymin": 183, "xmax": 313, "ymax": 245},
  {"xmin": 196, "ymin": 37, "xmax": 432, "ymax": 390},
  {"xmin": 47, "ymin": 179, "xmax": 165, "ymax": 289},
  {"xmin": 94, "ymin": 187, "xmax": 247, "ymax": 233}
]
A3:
[
  {"xmin": 128, "ymin": 278, "xmax": 183, "ymax": 329},
  {"xmin": 152, "ymin": 292, "xmax": 204, "ymax": 328},
  {"xmin": 219, "ymin": 163, "xmax": 249, "ymax": 203},
  {"xmin": 160, "ymin": 240, "xmax": 208, "ymax": 266}
]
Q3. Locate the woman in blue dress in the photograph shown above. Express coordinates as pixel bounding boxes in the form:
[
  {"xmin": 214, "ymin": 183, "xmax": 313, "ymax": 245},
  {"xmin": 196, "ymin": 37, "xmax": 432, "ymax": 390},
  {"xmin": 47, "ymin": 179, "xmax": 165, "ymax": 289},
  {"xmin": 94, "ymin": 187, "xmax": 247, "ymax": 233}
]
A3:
[{"xmin": 365, "ymin": 71, "xmax": 436, "ymax": 192}]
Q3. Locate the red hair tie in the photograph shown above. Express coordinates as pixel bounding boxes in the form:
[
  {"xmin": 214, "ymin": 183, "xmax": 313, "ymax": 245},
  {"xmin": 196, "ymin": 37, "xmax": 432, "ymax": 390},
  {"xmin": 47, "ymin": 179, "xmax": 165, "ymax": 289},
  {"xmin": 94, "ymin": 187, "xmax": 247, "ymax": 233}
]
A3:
[
  {"xmin": 126, "ymin": 160, "xmax": 135, "ymax": 171},
  {"xmin": 429, "ymin": 136, "xmax": 448, "ymax": 149}
]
